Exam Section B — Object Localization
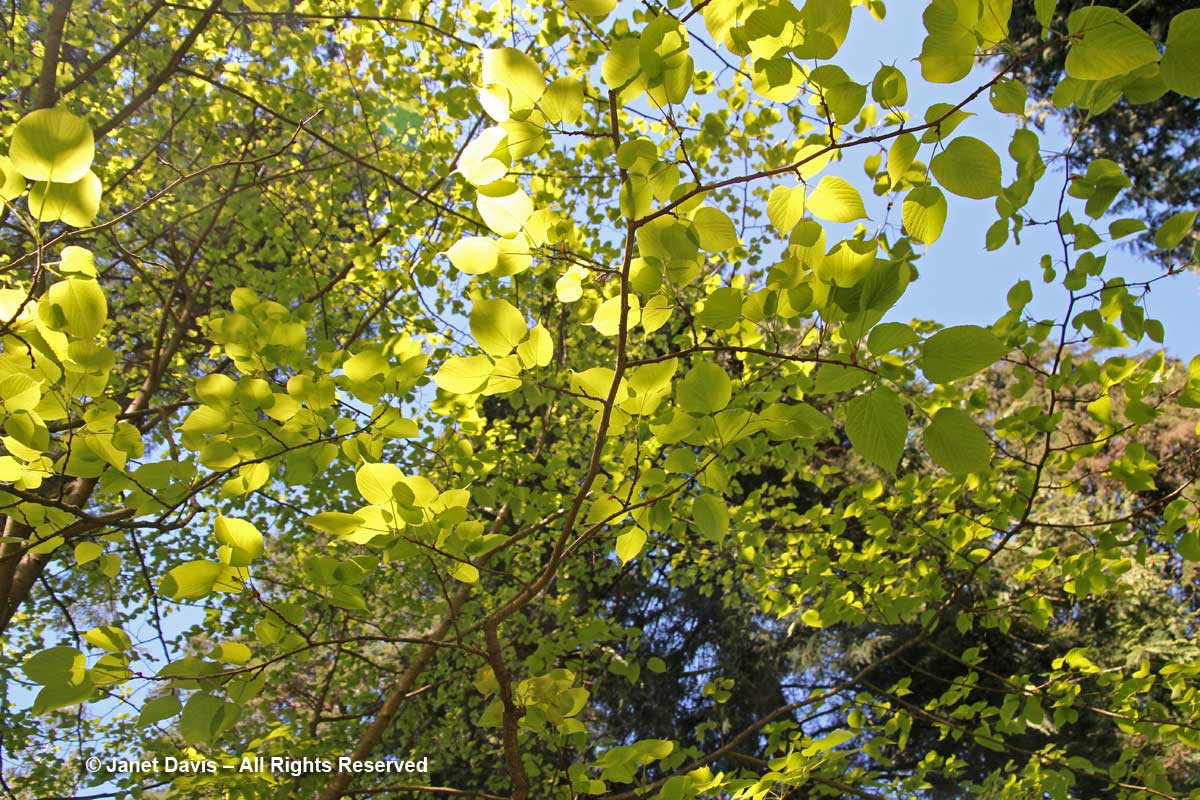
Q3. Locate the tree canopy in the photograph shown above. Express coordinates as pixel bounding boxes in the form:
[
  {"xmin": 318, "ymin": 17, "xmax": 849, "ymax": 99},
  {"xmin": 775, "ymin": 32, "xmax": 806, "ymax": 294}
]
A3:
[
  {"xmin": 1005, "ymin": 0, "xmax": 1200, "ymax": 261},
  {"xmin": 1, "ymin": 1, "xmax": 1199, "ymax": 799}
]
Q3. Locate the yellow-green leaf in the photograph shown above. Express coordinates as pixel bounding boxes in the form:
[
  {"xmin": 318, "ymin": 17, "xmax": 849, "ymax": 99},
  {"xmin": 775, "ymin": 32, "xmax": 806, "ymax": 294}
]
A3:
[
  {"xmin": 931, "ymin": 137, "xmax": 1002, "ymax": 199},
  {"xmin": 615, "ymin": 528, "xmax": 647, "ymax": 564},
  {"xmin": 39, "ymin": 277, "xmax": 107, "ymax": 338},
  {"xmin": 482, "ymin": 47, "xmax": 544, "ymax": 110},
  {"xmin": 806, "ymin": 176, "xmax": 867, "ymax": 222},
  {"xmin": 435, "ymin": 355, "xmax": 493, "ymax": 395},
  {"xmin": 902, "ymin": 185, "xmax": 948, "ymax": 245},
  {"xmin": 84, "ymin": 626, "xmax": 132, "ymax": 652},
  {"xmin": 214, "ymin": 516, "xmax": 264, "ymax": 567},
  {"xmin": 28, "ymin": 171, "xmax": 102, "ymax": 226},
  {"xmin": 471, "ymin": 298, "xmax": 526, "ymax": 356},
  {"xmin": 767, "ymin": 185, "xmax": 806, "ymax": 234},
  {"xmin": 9, "ymin": 108, "xmax": 95, "ymax": 183},
  {"xmin": 1065, "ymin": 7, "xmax": 1159, "ymax": 82},
  {"xmin": 477, "ymin": 188, "xmax": 533, "ymax": 235}
]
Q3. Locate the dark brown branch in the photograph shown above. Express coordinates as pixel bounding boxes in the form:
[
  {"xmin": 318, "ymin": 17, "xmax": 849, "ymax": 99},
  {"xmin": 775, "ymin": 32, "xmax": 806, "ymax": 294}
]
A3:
[
  {"xmin": 94, "ymin": 0, "xmax": 222, "ymax": 138},
  {"xmin": 34, "ymin": 0, "xmax": 73, "ymax": 109}
]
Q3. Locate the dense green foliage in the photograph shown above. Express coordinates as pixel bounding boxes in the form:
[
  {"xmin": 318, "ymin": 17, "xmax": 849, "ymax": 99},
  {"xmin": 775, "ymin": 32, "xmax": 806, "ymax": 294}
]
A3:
[{"xmin": 1, "ymin": 1, "xmax": 1198, "ymax": 799}]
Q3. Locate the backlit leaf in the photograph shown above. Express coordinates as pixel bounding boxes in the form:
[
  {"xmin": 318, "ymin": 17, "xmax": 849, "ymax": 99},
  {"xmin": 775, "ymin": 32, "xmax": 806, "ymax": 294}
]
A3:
[
  {"xmin": 9, "ymin": 108, "xmax": 95, "ymax": 183},
  {"xmin": 931, "ymin": 137, "xmax": 1002, "ymax": 199},
  {"xmin": 471, "ymin": 298, "xmax": 526, "ymax": 356},
  {"xmin": 923, "ymin": 407, "xmax": 992, "ymax": 475},
  {"xmin": 919, "ymin": 325, "xmax": 1007, "ymax": 383},
  {"xmin": 1065, "ymin": 7, "xmax": 1158, "ymax": 82},
  {"xmin": 845, "ymin": 386, "xmax": 907, "ymax": 474}
]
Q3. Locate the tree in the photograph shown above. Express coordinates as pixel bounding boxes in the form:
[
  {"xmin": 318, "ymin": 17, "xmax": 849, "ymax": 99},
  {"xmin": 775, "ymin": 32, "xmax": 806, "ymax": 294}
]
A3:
[
  {"xmin": 1004, "ymin": 0, "xmax": 1200, "ymax": 262},
  {"xmin": 1, "ymin": 1, "xmax": 1199, "ymax": 799}
]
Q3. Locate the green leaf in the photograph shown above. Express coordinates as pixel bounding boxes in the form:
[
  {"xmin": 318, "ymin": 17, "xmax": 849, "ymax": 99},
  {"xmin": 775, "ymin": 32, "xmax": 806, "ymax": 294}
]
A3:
[
  {"xmin": 447, "ymin": 237, "xmax": 499, "ymax": 275},
  {"xmin": 1161, "ymin": 10, "xmax": 1200, "ymax": 98},
  {"xmin": 921, "ymin": 103, "xmax": 973, "ymax": 143},
  {"xmin": 1180, "ymin": 530, "xmax": 1200, "ymax": 562},
  {"xmin": 989, "ymin": 78, "xmax": 1027, "ymax": 114},
  {"xmin": 355, "ymin": 462, "xmax": 406, "ymax": 505},
  {"xmin": 931, "ymin": 137, "xmax": 1002, "ymax": 199},
  {"xmin": 83, "ymin": 626, "xmax": 132, "ymax": 652},
  {"xmin": 343, "ymin": 349, "xmax": 387, "ymax": 384},
  {"xmin": 477, "ymin": 188, "xmax": 533, "ymax": 235},
  {"xmin": 0, "ymin": 155, "xmax": 25, "ymax": 201},
  {"xmin": 1109, "ymin": 218, "xmax": 1147, "ymax": 239},
  {"xmin": 435, "ymin": 355, "xmax": 493, "ymax": 395},
  {"xmin": 919, "ymin": 0, "xmax": 976, "ymax": 84},
  {"xmin": 923, "ymin": 408, "xmax": 992, "ymax": 475},
  {"xmin": 792, "ymin": 0, "xmax": 852, "ymax": 59},
  {"xmin": 871, "ymin": 65, "xmax": 908, "ymax": 106},
  {"xmin": 93, "ymin": 656, "xmax": 134, "ymax": 687},
  {"xmin": 902, "ymin": 185, "xmax": 948, "ymax": 244},
  {"xmin": 450, "ymin": 562, "xmax": 480, "ymax": 583},
  {"xmin": 179, "ymin": 692, "xmax": 236, "ymax": 745},
  {"xmin": 471, "ymin": 298, "xmax": 526, "ymax": 356},
  {"xmin": 569, "ymin": 367, "xmax": 627, "ymax": 410},
  {"xmin": 60, "ymin": 245, "xmax": 96, "ymax": 276},
  {"xmin": 0, "ymin": 373, "xmax": 41, "ymax": 412},
  {"xmin": 28, "ymin": 171, "xmax": 102, "ymax": 226},
  {"xmin": 919, "ymin": 325, "xmax": 1007, "ymax": 383},
  {"xmin": 307, "ymin": 512, "xmax": 364, "ymax": 537},
  {"xmin": 481, "ymin": 48, "xmax": 545, "ymax": 115},
  {"xmin": 212, "ymin": 642, "xmax": 252, "ymax": 664},
  {"xmin": 457, "ymin": 126, "xmax": 509, "ymax": 186},
  {"xmin": 517, "ymin": 323, "xmax": 554, "ymax": 368},
  {"xmin": 803, "ymin": 729, "xmax": 856, "ymax": 755},
  {"xmin": 676, "ymin": 361, "xmax": 731, "ymax": 414},
  {"xmin": 565, "ymin": 0, "xmax": 617, "ymax": 18},
  {"xmin": 813, "ymin": 362, "xmax": 868, "ymax": 394},
  {"xmin": 616, "ymin": 528, "xmax": 647, "ymax": 564},
  {"xmin": 32, "ymin": 680, "xmax": 95, "ymax": 714},
  {"xmin": 159, "ymin": 561, "xmax": 225, "ymax": 601},
  {"xmin": 691, "ymin": 207, "xmax": 737, "ymax": 251},
  {"xmin": 1035, "ymin": 0, "xmax": 1055, "ymax": 28},
  {"xmin": 977, "ymin": 0, "xmax": 1012, "ymax": 47},
  {"xmin": 8, "ymin": 108, "xmax": 95, "ymax": 183},
  {"xmin": 329, "ymin": 584, "xmax": 368, "ymax": 611},
  {"xmin": 806, "ymin": 176, "xmax": 867, "ymax": 222},
  {"xmin": 1065, "ymin": 7, "xmax": 1159, "ymax": 82},
  {"xmin": 696, "ymin": 287, "xmax": 743, "ymax": 330},
  {"xmin": 767, "ymin": 185, "xmax": 805, "ymax": 234},
  {"xmin": 39, "ymin": 277, "xmax": 107, "ymax": 338},
  {"xmin": 541, "ymin": 76, "xmax": 585, "ymax": 123},
  {"xmin": 692, "ymin": 494, "xmax": 729, "ymax": 543},
  {"xmin": 23, "ymin": 646, "xmax": 87, "ymax": 686},
  {"xmin": 138, "ymin": 694, "xmax": 182, "ymax": 727},
  {"xmin": 845, "ymin": 386, "xmax": 907, "ymax": 474},
  {"xmin": 868, "ymin": 322, "xmax": 919, "ymax": 355},
  {"xmin": 214, "ymin": 516, "xmax": 264, "ymax": 567},
  {"xmin": 74, "ymin": 541, "xmax": 102, "ymax": 565},
  {"xmin": 590, "ymin": 295, "xmax": 636, "ymax": 337},
  {"xmin": 1154, "ymin": 209, "xmax": 1197, "ymax": 250},
  {"xmin": 817, "ymin": 239, "xmax": 877, "ymax": 286},
  {"xmin": 89, "ymin": 653, "xmax": 130, "ymax": 685},
  {"xmin": 887, "ymin": 133, "xmax": 919, "ymax": 186}
]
